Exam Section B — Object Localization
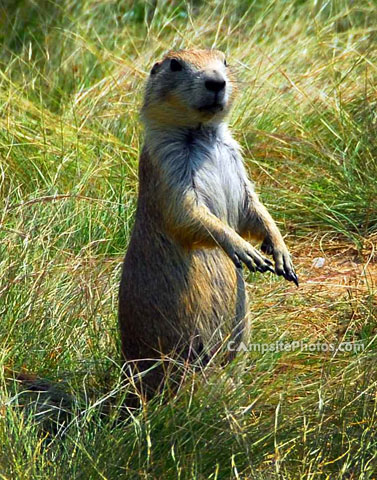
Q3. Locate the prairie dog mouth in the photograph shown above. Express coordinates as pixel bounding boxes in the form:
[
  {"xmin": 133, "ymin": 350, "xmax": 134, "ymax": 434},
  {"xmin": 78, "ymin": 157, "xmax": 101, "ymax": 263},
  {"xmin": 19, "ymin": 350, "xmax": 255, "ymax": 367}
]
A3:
[{"xmin": 198, "ymin": 103, "xmax": 224, "ymax": 114}]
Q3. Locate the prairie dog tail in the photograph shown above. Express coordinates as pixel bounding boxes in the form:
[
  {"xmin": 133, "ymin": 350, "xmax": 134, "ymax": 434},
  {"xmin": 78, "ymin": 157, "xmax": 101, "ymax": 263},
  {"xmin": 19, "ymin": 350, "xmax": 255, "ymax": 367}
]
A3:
[{"xmin": 4, "ymin": 368, "xmax": 75, "ymax": 430}]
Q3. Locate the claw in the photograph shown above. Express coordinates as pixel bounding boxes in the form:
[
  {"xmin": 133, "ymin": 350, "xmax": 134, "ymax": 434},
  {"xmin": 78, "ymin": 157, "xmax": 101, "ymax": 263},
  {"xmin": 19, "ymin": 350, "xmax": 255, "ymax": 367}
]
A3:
[
  {"xmin": 255, "ymin": 262, "xmax": 276, "ymax": 275},
  {"xmin": 291, "ymin": 272, "xmax": 299, "ymax": 287},
  {"xmin": 245, "ymin": 259, "xmax": 257, "ymax": 273},
  {"xmin": 232, "ymin": 254, "xmax": 242, "ymax": 269},
  {"xmin": 283, "ymin": 270, "xmax": 299, "ymax": 287}
]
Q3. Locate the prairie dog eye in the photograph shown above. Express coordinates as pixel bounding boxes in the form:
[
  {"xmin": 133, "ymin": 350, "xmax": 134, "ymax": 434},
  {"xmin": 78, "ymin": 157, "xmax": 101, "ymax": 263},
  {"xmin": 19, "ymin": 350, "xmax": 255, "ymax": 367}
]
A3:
[
  {"xmin": 170, "ymin": 59, "xmax": 183, "ymax": 72},
  {"xmin": 224, "ymin": 59, "xmax": 227, "ymax": 67}
]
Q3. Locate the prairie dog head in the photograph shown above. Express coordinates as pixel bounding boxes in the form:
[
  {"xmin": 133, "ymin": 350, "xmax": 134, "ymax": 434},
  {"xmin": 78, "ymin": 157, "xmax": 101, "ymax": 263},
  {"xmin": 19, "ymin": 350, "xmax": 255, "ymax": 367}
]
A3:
[{"xmin": 142, "ymin": 49, "xmax": 235, "ymax": 128}]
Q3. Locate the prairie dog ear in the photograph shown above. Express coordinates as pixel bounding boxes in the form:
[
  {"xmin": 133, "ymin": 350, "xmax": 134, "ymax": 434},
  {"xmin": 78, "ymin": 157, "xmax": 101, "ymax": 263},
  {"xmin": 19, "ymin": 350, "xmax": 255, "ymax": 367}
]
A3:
[{"xmin": 150, "ymin": 62, "xmax": 161, "ymax": 75}]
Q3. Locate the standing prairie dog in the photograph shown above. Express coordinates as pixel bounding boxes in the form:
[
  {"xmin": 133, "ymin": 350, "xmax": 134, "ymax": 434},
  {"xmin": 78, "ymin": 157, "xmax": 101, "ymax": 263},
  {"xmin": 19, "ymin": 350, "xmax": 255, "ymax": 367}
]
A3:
[{"xmin": 119, "ymin": 49, "xmax": 298, "ymax": 399}]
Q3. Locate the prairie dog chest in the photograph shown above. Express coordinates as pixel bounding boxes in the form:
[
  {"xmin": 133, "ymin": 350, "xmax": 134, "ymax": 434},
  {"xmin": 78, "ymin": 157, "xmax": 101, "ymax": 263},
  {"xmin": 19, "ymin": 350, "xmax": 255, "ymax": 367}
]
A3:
[{"xmin": 189, "ymin": 132, "xmax": 247, "ymax": 229}]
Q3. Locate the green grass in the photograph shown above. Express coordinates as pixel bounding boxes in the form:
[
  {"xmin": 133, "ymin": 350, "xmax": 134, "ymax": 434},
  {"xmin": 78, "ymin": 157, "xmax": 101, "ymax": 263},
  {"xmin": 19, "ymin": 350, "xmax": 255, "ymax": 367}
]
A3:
[{"xmin": 1, "ymin": 0, "xmax": 377, "ymax": 478}]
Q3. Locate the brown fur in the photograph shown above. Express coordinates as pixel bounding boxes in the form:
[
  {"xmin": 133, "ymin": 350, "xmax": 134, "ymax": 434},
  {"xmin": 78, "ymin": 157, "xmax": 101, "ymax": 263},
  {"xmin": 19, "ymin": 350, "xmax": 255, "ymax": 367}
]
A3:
[{"xmin": 118, "ymin": 49, "xmax": 298, "ymax": 401}]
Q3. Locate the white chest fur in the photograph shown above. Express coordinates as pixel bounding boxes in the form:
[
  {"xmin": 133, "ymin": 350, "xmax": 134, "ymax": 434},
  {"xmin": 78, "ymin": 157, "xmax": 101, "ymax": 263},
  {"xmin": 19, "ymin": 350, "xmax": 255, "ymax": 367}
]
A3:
[{"xmin": 145, "ymin": 123, "xmax": 252, "ymax": 230}]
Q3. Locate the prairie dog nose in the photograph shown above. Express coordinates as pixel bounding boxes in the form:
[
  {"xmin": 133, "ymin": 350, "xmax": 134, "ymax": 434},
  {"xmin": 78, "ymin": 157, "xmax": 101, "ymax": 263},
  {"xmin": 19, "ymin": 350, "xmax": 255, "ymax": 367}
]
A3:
[{"xmin": 204, "ymin": 76, "xmax": 226, "ymax": 93}]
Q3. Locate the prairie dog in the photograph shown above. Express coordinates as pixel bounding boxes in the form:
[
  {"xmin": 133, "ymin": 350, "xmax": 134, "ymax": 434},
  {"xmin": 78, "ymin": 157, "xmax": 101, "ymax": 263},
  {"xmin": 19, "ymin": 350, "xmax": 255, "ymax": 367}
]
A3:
[{"xmin": 119, "ymin": 49, "xmax": 298, "ymax": 399}]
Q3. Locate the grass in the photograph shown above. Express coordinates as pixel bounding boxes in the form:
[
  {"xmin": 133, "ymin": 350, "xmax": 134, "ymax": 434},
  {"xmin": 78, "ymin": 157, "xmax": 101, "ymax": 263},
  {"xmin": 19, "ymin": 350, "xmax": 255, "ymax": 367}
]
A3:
[{"xmin": 1, "ymin": 0, "xmax": 377, "ymax": 478}]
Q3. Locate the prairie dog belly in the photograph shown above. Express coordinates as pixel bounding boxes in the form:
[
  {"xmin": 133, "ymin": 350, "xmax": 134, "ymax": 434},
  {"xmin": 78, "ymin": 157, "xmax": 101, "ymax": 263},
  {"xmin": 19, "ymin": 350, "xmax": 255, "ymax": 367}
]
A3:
[
  {"xmin": 119, "ymin": 232, "xmax": 246, "ymax": 359},
  {"xmin": 181, "ymin": 248, "xmax": 245, "ymax": 348}
]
